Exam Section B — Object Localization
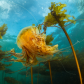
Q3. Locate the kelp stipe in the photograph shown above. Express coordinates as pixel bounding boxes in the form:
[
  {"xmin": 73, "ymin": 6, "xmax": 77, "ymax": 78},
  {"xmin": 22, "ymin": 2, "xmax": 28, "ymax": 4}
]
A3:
[
  {"xmin": 31, "ymin": 67, "xmax": 33, "ymax": 84},
  {"xmin": 48, "ymin": 60, "xmax": 53, "ymax": 84},
  {"xmin": 44, "ymin": 2, "xmax": 83, "ymax": 84}
]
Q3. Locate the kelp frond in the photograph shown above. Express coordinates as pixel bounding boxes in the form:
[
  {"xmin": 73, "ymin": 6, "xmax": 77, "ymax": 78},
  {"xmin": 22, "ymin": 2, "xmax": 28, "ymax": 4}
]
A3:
[
  {"xmin": 44, "ymin": 2, "xmax": 76, "ymax": 27},
  {"xmin": 0, "ymin": 23, "xmax": 8, "ymax": 39},
  {"xmin": 45, "ymin": 34, "xmax": 54, "ymax": 45}
]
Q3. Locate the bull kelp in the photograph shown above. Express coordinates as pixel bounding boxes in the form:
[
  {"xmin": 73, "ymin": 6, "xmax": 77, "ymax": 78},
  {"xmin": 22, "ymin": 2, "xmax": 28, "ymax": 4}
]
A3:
[
  {"xmin": 3, "ymin": 2, "xmax": 83, "ymax": 84},
  {"xmin": 43, "ymin": 2, "xmax": 82, "ymax": 84},
  {"xmin": 0, "ymin": 24, "xmax": 8, "ymax": 39},
  {"xmin": 4, "ymin": 77, "xmax": 22, "ymax": 84}
]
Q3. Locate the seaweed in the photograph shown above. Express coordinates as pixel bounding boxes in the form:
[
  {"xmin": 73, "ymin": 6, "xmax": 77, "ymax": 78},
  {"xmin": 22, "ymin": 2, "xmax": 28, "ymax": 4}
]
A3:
[
  {"xmin": 45, "ymin": 34, "xmax": 54, "ymax": 45},
  {"xmin": 3, "ymin": 2, "xmax": 83, "ymax": 84},
  {"xmin": 32, "ymin": 24, "xmax": 35, "ymax": 26},
  {"xmin": 43, "ymin": 2, "xmax": 83, "ymax": 84},
  {"xmin": 0, "ymin": 24, "xmax": 8, "ymax": 39},
  {"xmin": 0, "ymin": 62, "xmax": 12, "ymax": 70},
  {"xmin": 4, "ymin": 68, "xmax": 14, "ymax": 74},
  {"xmin": 0, "ymin": 50, "xmax": 6, "ymax": 60},
  {"xmin": 4, "ymin": 77, "xmax": 22, "ymax": 84},
  {"xmin": 44, "ymin": 2, "xmax": 76, "ymax": 27},
  {"xmin": 37, "ymin": 24, "xmax": 42, "ymax": 33},
  {"xmin": 44, "ymin": 50, "xmax": 84, "ymax": 73}
]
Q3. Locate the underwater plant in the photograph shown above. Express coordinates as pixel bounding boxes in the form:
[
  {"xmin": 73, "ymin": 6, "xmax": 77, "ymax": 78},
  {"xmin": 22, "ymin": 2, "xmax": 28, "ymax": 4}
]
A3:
[
  {"xmin": 4, "ymin": 68, "xmax": 14, "ymax": 74},
  {"xmin": 4, "ymin": 77, "xmax": 22, "ymax": 84},
  {"xmin": 6, "ymin": 26, "xmax": 57, "ymax": 84},
  {"xmin": 42, "ymin": 2, "xmax": 83, "ymax": 84},
  {"xmin": 0, "ymin": 48, "xmax": 12, "ymax": 61},
  {"xmin": 0, "ymin": 24, "xmax": 8, "ymax": 39},
  {"xmin": 0, "ymin": 49, "xmax": 6, "ymax": 60},
  {"xmin": 45, "ymin": 34, "xmax": 54, "ymax": 45},
  {"xmin": 0, "ymin": 62, "xmax": 12, "ymax": 70},
  {"xmin": 4, "ymin": 2, "xmax": 84, "ymax": 84}
]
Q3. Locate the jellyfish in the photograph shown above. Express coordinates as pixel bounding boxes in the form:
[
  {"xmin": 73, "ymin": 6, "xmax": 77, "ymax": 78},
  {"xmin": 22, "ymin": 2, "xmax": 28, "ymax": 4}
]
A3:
[{"xmin": 9, "ymin": 26, "xmax": 58, "ymax": 67}]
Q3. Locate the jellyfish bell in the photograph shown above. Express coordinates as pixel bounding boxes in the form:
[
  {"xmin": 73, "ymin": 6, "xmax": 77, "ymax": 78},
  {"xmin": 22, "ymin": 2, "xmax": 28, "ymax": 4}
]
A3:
[{"xmin": 16, "ymin": 26, "xmax": 39, "ymax": 49}]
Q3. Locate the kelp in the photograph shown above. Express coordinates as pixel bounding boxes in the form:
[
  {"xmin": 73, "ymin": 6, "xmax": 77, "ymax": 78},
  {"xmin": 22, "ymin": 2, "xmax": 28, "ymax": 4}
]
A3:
[
  {"xmin": 0, "ymin": 45, "xmax": 2, "ymax": 49},
  {"xmin": 81, "ymin": 65, "xmax": 84, "ymax": 77},
  {"xmin": 43, "ymin": 50, "xmax": 84, "ymax": 72},
  {"xmin": 0, "ymin": 62, "xmax": 5, "ymax": 70},
  {"xmin": 4, "ymin": 77, "xmax": 22, "ymax": 84},
  {"xmin": 4, "ymin": 68, "xmax": 14, "ymax": 74},
  {"xmin": 0, "ymin": 50, "xmax": 6, "ymax": 60},
  {"xmin": 3, "ymin": 2, "xmax": 83, "ymax": 84},
  {"xmin": 27, "ymin": 66, "xmax": 47, "ymax": 74},
  {"xmin": 0, "ymin": 48, "xmax": 13, "ymax": 61},
  {"xmin": 37, "ymin": 24, "xmax": 42, "ymax": 33},
  {"xmin": 14, "ymin": 50, "xmax": 84, "ymax": 84},
  {"xmin": 43, "ymin": 2, "xmax": 82, "ymax": 84},
  {"xmin": 0, "ymin": 27, "xmax": 11, "ymax": 61},
  {"xmin": 0, "ymin": 24, "xmax": 8, "ymax": 39},
  {"xmin": 45, "ymin": 34, "xmax": 54, "ymax": 45},
  {"xmin": 0, "ymin": 62, "xmax": 12, "ymax": 70},
  {"xmin": 44, "ymin": 2, "xmax": 76, "ymax": 27}
]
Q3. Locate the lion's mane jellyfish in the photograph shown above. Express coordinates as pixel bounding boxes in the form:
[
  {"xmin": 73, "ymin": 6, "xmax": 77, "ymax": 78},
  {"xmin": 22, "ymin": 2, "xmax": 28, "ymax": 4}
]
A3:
[{"xmin": 12, "ymin": 26, "xmax": 58, "ymax": 66}]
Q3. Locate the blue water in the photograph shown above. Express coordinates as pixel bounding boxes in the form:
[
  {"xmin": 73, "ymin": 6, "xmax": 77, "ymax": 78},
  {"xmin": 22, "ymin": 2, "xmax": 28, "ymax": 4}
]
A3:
[{"xmin": 0, "ymin": 0, "xmax": 84, "ymax": 84}]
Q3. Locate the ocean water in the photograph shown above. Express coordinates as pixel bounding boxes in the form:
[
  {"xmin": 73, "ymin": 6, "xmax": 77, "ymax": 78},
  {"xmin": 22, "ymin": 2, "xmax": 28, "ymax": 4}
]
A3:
[{"xmin": 0, "ymin": 0, "xmax": 84, "ymax": 84}]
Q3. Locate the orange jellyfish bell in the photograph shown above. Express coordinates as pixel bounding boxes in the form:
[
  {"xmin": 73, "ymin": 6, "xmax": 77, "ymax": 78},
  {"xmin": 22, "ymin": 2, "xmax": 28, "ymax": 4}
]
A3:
[{"xmin": 16, "ymin": 26, "xmax": 58, "ymax": 66}]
